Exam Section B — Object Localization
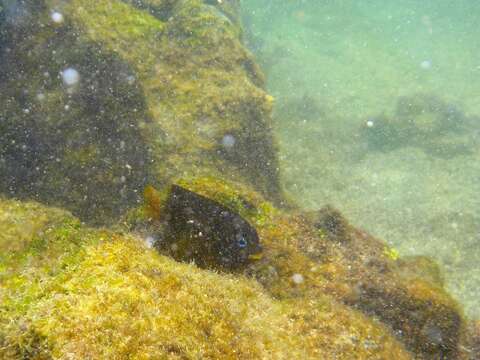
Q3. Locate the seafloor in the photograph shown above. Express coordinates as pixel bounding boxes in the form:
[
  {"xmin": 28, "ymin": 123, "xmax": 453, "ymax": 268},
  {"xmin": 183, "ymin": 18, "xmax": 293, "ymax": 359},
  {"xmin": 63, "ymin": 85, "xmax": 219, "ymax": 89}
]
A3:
[{"xmin": 243, "ymin": 0, "xmax": 480, "ymax": 319}]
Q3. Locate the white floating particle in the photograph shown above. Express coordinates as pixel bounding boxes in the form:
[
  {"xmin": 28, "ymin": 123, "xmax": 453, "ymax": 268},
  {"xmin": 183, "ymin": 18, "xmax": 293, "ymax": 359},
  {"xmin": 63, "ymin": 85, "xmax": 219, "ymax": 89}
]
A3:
[
  {"xmin": 291, "ymin": 273, "xmax": 304, "ymax": 284},
  {"xmin": 222, "ymin": 134, "xmax": 236, "ymax": 148},
  {"xmin": 420, "ymin": 60, "xmax": 432, "ymax": 70},
  {"xmin": 366, "ymin": 120, "xmax": 374, "ymax": 127},
  {"xmin": 144, "ymin": 235, "xmax": 155, "ymax": 248},
  {"xmin": 51, "ymin": 11, "xmax": 64, "ymax": 24},
  {"xmin": 126, "ymin": 75, "xmax": 136, "ymax": 85},
  {"xmin": 61, "ymin": 68, "xmax": 80, "ymax": 86}
]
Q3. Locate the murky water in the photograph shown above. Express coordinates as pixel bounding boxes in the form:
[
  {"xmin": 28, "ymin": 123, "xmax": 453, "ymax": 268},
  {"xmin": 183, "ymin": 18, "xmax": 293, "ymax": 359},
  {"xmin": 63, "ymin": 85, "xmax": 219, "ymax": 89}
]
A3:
[
  {"xmin": 1, "ymin": 1, "xmax": 479, "ymax": 357},
  {"xmin": 243, "ymin": 0, "xmax": 480, "ymax": 318}
]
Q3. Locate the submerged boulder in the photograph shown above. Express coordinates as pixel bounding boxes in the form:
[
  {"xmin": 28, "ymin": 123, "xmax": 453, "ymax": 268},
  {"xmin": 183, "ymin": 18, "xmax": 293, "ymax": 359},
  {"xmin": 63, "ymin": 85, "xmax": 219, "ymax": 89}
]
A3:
[
  {"xmin": 0, "ymin": 197, "xmax": 412, "ymax": 359},
  {"xmin": 135, "ymin": 178, "xmax": 468, "ymax": 359},
  {"xmin": 0, "ymin": 0, "xmax": 280, "ymax": 224},
  {"xmin": 361, "ymin": 94, "xmax": 475, "ymax": 158}
]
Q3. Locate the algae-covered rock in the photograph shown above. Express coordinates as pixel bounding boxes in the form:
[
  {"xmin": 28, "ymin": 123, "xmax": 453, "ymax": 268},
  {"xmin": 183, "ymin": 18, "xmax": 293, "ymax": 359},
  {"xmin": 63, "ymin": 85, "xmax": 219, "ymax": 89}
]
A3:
[
  {"xmin": 361, "ymin": 94, "xmax": 475, "ymax": 158},
  {"xmin": 1, "ymin": 193, "xmax": 470, "ymax": 359},
  {"xmin": 245, "ymin": 203, "xmax": 466, "ymax": 359},
  {"xmin": 0, "ymin": 0, "xmax": 152, "ymax": 223},
  {"xmin": 137, "ymin": 180, "xmax": 467, "ymax": 359},
  {"xmin": 464, "ymin": 321, "xmax": 480, "ymax": 360},
  {"xmin": 0, "ymin": 0, "xmax": 280, "ymax": 224},
  {"xmin": 312, "ymin": 207, "xmax": 465, "ymax": 359},
  {"xmin": 0, "ymin": 198, "xmax": 413, "ymax": 359},
  {"xmin": 398, "ymin": 255, "xmax": 445, "ymax": 287}
]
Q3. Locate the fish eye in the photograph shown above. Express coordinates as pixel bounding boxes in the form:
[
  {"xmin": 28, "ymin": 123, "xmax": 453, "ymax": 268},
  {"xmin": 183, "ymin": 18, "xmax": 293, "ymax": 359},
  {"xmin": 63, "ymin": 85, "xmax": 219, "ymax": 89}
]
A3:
[{"xmin": 237, "ymin": 236, "xmax": 248, "ymax": 248}]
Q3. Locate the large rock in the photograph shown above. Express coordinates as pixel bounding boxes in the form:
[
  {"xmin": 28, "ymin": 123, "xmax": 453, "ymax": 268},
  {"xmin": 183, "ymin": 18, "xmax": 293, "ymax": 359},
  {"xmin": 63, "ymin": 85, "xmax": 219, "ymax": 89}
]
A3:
[
  {"xmin": 361, "ymin": 94, "xmax": 475, "ymax": 158},
  {"xmin": 0, "ymin": 0, "xmax": 280, "ymax": 224},
  {"xmin": 0, "ymin": 197, "xmax": 412, "ymax": 359},
  {"xmin": 138, "ymin": 178, "xmax": 468, "ymax": 359}
]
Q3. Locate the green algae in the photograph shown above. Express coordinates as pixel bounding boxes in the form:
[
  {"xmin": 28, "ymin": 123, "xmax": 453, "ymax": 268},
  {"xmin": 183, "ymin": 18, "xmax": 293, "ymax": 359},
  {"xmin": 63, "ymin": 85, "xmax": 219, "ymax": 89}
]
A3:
[
  {"xmin": 0, "ymin": 7, "xmax": 151, "ymax": 224},
  {"xmin": 0, "ymin": 0, "xmax": 282, "ymax": 225},
  {"xmin": 70, "ymin": 0, "xmax": 166, "ymax": 73},
  {"xmin": 138, "ymin": 177, "xmax": 467, "ymax": 358},
  {"xmin": 0, "ymin": 198, "xmax": 413, "ymax": 359}
]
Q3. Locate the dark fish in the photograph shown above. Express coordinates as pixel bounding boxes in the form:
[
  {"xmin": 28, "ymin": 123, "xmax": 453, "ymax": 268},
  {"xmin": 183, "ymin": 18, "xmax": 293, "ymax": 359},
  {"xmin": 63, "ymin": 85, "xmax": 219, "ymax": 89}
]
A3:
[{"xmin": 160, "ymin": 184, "xmax": 262, "ymax": 270}]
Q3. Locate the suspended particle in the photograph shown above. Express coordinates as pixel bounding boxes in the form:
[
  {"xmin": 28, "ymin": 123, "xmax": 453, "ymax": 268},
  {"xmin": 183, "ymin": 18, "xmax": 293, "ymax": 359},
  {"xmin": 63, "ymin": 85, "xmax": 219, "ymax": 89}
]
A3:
[
  {"xmin": 61, "ymin": 67, "xmax": 80, "ymax": 86},
  {"xmin": 51, "ymin": 11, "xmax": 64, "ymax": 24},
  {"xmin": 144, "ymin": 235, "xmax": 155, "ymax": 248},
  {"xmin": 221, "ymin": 134, "xmax": 236, "ymax": 149},
  {"xmin": 420, "ymin": 60, "xmax": 432, "ymax": 70},
  {"xmin": 291, "ymin": 273, "xmax": 304, "ymax": 284}
]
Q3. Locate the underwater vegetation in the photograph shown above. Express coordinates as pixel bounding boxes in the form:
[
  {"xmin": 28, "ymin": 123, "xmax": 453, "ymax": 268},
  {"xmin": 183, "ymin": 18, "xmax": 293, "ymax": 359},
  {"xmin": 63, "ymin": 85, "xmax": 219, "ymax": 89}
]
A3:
[
  {"xmin": 361, "ymin": 94, "xmax": 477, "ymax": 158},
  {"xmin": 1, "ymin": 197, "xmax": 416, "ymax": 359},
  {"xmin": 2, "ymin": 186, "xmax": 473, "ymax": 359},
  {"xmin": 0, "ymin": 0, "xmax": 281, "ymax": 225},
  {"xmin": 0, "ymin": 0, "xmax": 479, "ymax": 358}
]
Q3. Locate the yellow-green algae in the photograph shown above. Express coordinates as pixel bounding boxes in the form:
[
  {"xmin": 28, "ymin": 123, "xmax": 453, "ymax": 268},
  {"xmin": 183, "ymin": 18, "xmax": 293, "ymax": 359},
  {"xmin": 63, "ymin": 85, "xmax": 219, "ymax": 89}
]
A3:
[
  {"xmin": 0, "ymin": 198, "xmax": 411, "ymax": 359},
  {"xmin": 66, "ymin": 0, "xmax": 280, "ymax": 200},
  {"xmin": 137, "ymin": 178, "xmax": 467, "ymax": 359},
  {"xmin": 1, "ymin": 0, "xmax": 281, "ymax": 224},
  {"xmin": 0, "ymin": 0, "xmax": 152, "ymax": 224}
]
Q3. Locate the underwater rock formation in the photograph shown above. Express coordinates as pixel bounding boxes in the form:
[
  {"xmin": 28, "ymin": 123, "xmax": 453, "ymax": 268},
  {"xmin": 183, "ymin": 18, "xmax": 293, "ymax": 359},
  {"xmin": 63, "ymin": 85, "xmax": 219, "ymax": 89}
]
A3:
[
  {"xmin": 135, "ymin": 177, "xmax": 470, "ymax": 359},
  {"xmin": 0, "ymin": 197, "xmax": 414, "ymax": 359},
  {"xmin": 0, "ymin": 0, "xmax": 279, "ymax": 224},
  {"xmin": 0, "ymin": 0, "xmax": 477, "ymax": 359},
  {"xmin": 362, "ymin": 94, "xmax": 475, "ymax": 158},
  {"xmin": 0, "ymin": 181, "xmax": 473, "ymax": 359}
]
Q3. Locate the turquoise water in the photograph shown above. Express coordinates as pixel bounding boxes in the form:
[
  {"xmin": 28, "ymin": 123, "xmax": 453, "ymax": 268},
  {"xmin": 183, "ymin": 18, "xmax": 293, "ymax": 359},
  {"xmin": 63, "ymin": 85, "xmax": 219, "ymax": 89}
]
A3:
[{"xmin": 243, "ymin": 0, "xmax": 480, "ymax": 318}]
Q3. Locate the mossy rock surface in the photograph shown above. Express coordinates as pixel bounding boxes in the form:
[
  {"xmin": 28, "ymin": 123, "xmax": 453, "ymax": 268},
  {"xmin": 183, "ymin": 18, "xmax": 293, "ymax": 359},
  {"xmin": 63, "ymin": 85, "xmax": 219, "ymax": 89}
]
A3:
[
  {"xmin": 138, "ymin": 181, "xmax": 467, "ymax": 359},
  {"xmin": 0, "ymin": 0, "xmax": 280, "ymax": 224},
  {"xmin": 361, "ymin": 94, "xmax": 474, "ymax": 158},
  {"xmin": 246, "ymin": 204, "xmax": 467, "ymax": 359},
  {"xmin": 0, "ymin": 198, "xmax": 413, "ymax": 359}
]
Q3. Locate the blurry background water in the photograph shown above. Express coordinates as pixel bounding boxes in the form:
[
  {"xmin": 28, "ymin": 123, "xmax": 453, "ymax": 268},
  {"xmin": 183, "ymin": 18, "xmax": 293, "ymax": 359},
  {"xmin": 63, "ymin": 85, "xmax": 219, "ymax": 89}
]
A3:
[{"xmin": 242, "ymin": 0, "xmax": 480, "ymax": 318}]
